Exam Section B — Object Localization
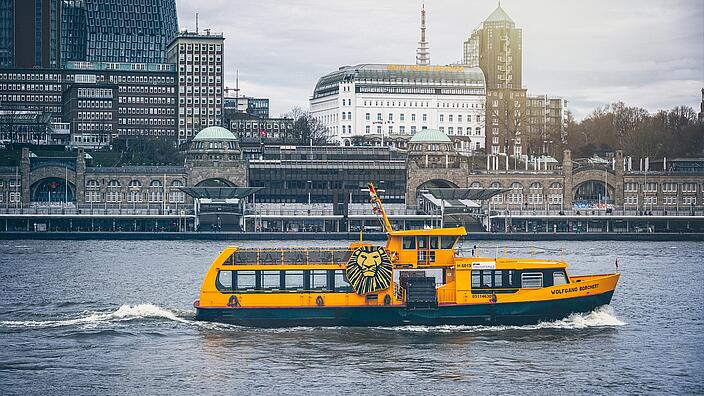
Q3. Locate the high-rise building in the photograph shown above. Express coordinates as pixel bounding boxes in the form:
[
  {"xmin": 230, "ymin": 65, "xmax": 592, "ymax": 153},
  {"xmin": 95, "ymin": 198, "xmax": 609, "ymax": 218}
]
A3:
[
  {"xmin": 463, "ymin": 2, "xmax": 522, "ymax": 90},
  {"xmin": 167, "ymin": 30, "xmax": 225, "ymax": 145},
  {"xmin": 310, "ymin": 64, "xmax": 486, "ymax": 153},
  {"xmin": 60, "ymin": 0, "xmax": 87, "ymax": 63},
  {"xmin": 61, "ymin": 0, "xmax": 178, "ymax": 64},
  {"xmin": 0, "ymin": 0, "xmax": 13, "ymax": 67},
  {"xmin": 0, "ymin": 0, "xmax": 62, "ymax": 68},
  {"xmin": 463, "ymin": 3, "xmax": 526, "ymax": 156},
  {"xmin": 526, "ymin": 94, "xmax": 568, "ymax": 156}
]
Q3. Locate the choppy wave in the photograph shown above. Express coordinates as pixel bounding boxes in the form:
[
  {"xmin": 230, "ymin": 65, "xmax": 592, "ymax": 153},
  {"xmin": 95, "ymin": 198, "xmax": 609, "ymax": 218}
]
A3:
[
  {"xmin": 372, "ymin": 305, "xmax": 626, "ymax": 333},
  {"xmin": 0, "ymin": 303, "xmax": 195, "ymax": 329}
]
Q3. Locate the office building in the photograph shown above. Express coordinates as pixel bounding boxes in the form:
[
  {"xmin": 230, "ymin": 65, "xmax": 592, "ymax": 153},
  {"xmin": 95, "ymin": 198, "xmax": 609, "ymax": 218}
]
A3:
[
  {"xmin": 310, "ymin": 63, "xmax": 486, "ymax": 154},
  {"xmin": 61, "ymin": 0, "xmax": 178, "ymax": 64},
  {"xmin": 0, "ymin": 68, "xmax": 64, "ymax": 122},
  {"xmin": 526, "ymin": 94, "xmax": 568, "ymax": 156},
  {"xmin": 224, "ymin": 96, "xmax": 270, "ymax": 119},
  {"xmin": 64, "ymin": 61, "xmax": 178, "ymax": 141},
  {"xmin": 62, "ymin": 82, "xmax": 117, "ymax": 148},
  {"xmin": 167, "ymin": 30, "xmax": 225, "ymax": 145},
  {"xmin": 0, "ymin": 61, "xmax": 177, "ymax": 144}
]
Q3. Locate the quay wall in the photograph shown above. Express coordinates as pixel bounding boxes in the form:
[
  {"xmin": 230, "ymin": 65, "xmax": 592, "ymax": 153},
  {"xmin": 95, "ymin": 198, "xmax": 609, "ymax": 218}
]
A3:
[{"xmin": 1, "ymin": 231, "xmax": 703, "ymax": 241}]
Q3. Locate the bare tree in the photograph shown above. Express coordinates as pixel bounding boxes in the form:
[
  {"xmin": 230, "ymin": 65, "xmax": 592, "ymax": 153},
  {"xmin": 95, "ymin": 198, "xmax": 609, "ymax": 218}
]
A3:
[{"xmin": 283, "ymin": 106, "xmax": 331, "ymax": 146}]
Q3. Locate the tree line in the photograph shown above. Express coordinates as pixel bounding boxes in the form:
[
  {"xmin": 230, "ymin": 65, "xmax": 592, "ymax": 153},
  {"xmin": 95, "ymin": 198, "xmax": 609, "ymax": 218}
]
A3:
[{"xmin": 561, "ymin": 102, "xmax": 703, "ymax": 160}]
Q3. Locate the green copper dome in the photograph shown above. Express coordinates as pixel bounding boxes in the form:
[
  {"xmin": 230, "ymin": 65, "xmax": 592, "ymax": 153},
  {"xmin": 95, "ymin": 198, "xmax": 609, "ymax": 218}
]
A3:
[
  {"xmin": 192, "ymin": 126, "xmax": 237, "ymax": 141},
  {"xmin": 409, "ymin": 128, "xmax": 452, "ymax": 143}
]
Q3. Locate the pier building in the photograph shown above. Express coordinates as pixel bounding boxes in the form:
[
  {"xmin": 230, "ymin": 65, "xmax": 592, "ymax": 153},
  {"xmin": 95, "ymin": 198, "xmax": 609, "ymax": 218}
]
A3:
[{"xmin": 0, "ymin": 127, "xmax": 703, "ymax": 233}]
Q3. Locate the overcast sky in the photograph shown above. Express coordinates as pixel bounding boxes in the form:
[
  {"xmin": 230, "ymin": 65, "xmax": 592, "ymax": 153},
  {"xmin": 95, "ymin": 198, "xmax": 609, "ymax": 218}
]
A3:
[{"xmin": 175, "ymin": 0, "xmax": 704, "ymax": 120}]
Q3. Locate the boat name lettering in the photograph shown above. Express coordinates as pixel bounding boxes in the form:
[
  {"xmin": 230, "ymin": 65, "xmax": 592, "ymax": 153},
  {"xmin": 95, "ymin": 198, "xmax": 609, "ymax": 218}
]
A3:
[
  {"xmin": 551, "ymin": 283, "xmax": 599, "ymax": 295},
  {"xmin": 472, "ymin": 294, "xmax": 493, "ymax": 299}
]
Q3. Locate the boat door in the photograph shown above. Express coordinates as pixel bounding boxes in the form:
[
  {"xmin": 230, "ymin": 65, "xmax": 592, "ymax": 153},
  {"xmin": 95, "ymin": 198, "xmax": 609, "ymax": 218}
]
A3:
[{"xmin": 397, "ymin": 269, "xmax": 441, "ymax": 309}]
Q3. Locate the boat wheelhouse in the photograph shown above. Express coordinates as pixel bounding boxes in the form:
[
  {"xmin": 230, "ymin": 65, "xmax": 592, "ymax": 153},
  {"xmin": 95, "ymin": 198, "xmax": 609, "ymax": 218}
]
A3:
[{"xmin": 195, "ymin": 183, "xmax": 619, "ymax": 327}]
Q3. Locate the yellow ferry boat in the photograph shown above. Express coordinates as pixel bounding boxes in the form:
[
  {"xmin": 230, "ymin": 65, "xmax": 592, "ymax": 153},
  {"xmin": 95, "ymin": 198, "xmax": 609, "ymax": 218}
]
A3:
[{"xmin": 194, "ymin": 183, "xmax": 619, "ymax": 327}]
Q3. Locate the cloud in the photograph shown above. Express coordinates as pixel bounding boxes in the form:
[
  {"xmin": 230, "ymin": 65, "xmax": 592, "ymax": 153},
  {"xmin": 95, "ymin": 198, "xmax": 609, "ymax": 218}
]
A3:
[{"xmin": 176, "ymin": 0, "xmax": 704, "ymax": 119}]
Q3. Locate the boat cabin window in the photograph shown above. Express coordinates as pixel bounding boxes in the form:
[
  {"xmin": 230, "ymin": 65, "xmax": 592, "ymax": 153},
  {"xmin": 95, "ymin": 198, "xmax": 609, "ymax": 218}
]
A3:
[
  {"xmin": 408, "ymin": 236, "xmax": 458, "ymax": 251},
  {"xmin": 521, "ymin": 272, "xmax": 544, "ymax": 289},
  {"xmin": 219, "ymin": 270, "xmax": 355, "ymax": 293},
  {"xmin": 334, "ymin": 270, "xmax": 353, "ymax": 292},
  {"xmin": 429, "ymin": 236, "xmax": 439, "ymax": 250},
  {"xmin": 285, "ymin": 270, "xmax": 305, "ymax": 290},
  {"xmin": 402, "ymin": 237, "xmax": 416, "ymax": 250},
  {"xmin": 553, "ymin": 270, "xmax": 568, "ymax": 286},
  {"xmin": 471, "ymin": 270, "xmax": 517, "ymax": 291},
  {"xmin": 441, "ymin": 236, "xmax": 459, "ymax": 249},
  {"xmin": 216, "ymin": 270, "xmax": 234, "ymax": 292},
  {"xmin": 310, "ymin": 270, "xmax": 329, "ymax": 290},
  {"xmin": 236, "ymin": 271, "xmax": 256, "ymax": 290},
  {"xmin": 261, "ymin": 270, "xmax": 281, "ymax": 290}
]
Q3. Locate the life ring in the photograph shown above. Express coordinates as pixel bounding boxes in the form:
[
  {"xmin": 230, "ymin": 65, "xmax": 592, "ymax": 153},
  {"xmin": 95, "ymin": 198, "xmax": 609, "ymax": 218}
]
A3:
[
  {"xmin": 228, "ymin": 295, "xmax": 239, "ymax": 307},
  {"xmin": 316, "ymin": 296, "xmax": 324, "ymax": 306},
  {"xmin": 383, "ymin": 295, "xmax": 391, "ymax": 305}
]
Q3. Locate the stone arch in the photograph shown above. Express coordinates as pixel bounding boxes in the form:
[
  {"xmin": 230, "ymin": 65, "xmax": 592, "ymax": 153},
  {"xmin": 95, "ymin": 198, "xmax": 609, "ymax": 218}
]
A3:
[
  {"xmin": 573, "ymin": 179, "xmax": 616, "ymax": 207},
  {"xmin": 572, "ymin": 170, "xmax": 616, "ymax": 193},
  {"xmin": 30, "ymin": 166, "xmax": 77, "ymax": 188},
  {"xmin": 30, "ymin": 177, "xmax": 76, "ymax": 203}
]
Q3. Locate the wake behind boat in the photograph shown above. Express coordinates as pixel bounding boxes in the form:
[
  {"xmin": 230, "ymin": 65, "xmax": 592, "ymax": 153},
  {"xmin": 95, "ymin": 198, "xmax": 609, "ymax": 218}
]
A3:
[{"xmin": 194, "ymin": 183, "xmax": 619, "ymax": 327}]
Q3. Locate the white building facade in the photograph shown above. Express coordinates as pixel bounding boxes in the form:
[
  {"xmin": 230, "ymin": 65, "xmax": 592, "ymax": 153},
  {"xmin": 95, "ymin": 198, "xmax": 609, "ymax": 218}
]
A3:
[{"xmin": 310, "ymin": 64, "xmax": 486, "ymax": 154}]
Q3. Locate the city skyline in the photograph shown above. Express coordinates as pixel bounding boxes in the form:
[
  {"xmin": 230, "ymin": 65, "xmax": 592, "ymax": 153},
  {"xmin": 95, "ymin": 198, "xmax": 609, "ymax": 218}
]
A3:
[{"xmin": 175, "ymin": 0, "xmax": 704, "ymax": 119}]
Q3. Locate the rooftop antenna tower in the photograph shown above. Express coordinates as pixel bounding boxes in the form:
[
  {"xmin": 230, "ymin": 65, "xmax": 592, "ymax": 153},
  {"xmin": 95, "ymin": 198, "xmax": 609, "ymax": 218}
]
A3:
[
  {"xmin": 416, "ymin": 4, "xmax": 430, "ymax": 65},
  {"xmin": 195, "ymin": 13, "xmax": 199, "ymax": 34}
]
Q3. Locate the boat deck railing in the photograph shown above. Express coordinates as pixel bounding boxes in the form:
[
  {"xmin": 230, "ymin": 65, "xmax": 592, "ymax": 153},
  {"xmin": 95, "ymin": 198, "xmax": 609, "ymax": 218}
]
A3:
[{"xmin": 227, "ymin": 248, "xmax": 355, "ymax": 266}]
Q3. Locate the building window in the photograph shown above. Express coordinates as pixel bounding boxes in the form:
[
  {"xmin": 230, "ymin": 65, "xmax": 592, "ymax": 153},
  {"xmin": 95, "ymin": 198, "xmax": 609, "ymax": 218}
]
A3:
[{"xmin": 169, "ymin": 180, "xmax": 185, "ymax": 203}]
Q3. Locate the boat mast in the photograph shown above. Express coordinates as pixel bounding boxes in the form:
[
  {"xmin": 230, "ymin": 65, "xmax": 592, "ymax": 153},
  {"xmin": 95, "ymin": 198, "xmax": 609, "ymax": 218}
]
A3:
[{"xmin": 367, "ymin": 182, "xmax": 394, "ymax": 234}]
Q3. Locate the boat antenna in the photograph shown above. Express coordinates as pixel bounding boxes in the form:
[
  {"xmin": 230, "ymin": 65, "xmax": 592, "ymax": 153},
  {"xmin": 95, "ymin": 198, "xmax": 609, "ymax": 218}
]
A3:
[{"xmin": 367, "ymin": 182, "xmax": 394, "ymax": 234}]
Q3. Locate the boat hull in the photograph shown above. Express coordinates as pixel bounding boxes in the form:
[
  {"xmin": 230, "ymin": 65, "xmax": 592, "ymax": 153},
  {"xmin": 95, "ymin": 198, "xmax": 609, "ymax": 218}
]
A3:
[{"xmin": 195, "ymin": 290, "xmax": 615, "ymax": 327}]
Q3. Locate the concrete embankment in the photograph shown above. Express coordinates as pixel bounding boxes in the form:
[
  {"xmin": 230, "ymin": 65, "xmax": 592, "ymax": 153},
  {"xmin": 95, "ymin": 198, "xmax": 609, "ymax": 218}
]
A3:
[{"xmin": 1, "ymin": 231, "xmax": 703, "ymax": 241}]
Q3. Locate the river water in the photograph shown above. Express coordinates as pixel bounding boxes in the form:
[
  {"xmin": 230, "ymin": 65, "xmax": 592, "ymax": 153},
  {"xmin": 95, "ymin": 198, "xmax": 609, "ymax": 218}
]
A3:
[{"xmin": 0, "ymin": 239, "xmax": 702, "ymax": 395}]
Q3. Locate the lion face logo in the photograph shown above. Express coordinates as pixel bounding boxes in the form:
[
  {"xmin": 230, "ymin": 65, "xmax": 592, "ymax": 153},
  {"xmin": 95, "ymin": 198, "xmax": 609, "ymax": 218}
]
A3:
[{"xmin": 345, "ymin": 246, "xmax": 393, "ymax": 295}]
